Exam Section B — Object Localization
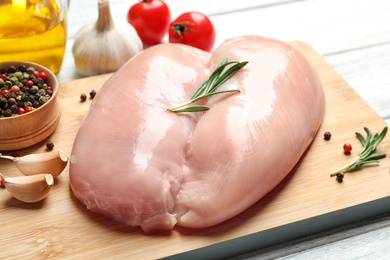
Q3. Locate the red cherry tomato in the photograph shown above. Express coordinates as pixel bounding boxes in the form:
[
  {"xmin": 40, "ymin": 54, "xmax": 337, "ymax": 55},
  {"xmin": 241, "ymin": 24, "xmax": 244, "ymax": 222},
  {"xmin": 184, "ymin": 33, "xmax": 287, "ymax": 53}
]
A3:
[
  {"xmin": 169, "ymin": 11, "xmax": 216, "ymax": 52},
  {"xmin": 343, "ymin": 143, "xmax": 352, "ymax": 153},
  {"xmin": 127, "ymin": 0, "xmax": 171, "ymax": 45}
]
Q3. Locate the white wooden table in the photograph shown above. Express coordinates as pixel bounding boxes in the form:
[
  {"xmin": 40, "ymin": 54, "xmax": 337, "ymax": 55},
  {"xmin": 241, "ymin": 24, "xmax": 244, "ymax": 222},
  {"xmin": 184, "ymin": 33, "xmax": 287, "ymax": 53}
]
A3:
[{"xmin": 58, "ymin": 0, "xmax": 390, "ymax": 258}]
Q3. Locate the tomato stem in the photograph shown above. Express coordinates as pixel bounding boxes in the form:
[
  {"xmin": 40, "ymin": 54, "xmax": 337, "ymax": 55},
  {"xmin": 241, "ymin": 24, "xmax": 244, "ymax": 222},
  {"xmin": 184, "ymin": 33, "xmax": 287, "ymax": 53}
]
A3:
[{"xmin": 172, "ymin": 21, "xmax": 197, "ymax": 38}]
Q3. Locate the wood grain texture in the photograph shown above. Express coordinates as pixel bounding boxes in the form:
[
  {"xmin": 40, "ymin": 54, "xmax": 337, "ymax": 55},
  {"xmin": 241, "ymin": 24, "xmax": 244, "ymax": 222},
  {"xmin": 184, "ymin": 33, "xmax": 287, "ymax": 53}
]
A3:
[{"xmin": 1, "ymin": 42, "xmax": 389, "ymax": 259}]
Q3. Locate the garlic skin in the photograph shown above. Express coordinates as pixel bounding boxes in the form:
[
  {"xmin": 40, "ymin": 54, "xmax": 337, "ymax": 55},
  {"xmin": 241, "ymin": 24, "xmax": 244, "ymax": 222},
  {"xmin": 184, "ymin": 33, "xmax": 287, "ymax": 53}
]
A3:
[
  {"xmin": 0, "ymin": 173, "xmax": 54, "ymax": 203},
  {"xmin": 72, "ymin": 0, "xmax": 143, "ymax": 76},
  {"xmin": 0, "ymin": 151, "xmax": 68, "ymax": 178}
]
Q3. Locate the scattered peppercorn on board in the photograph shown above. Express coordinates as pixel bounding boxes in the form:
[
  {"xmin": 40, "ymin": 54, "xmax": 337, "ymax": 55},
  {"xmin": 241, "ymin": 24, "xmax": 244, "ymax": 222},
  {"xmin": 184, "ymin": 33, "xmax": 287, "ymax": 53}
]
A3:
[{"xmin": 1, "ymin": 42, "xmax": 390, "ymax": 259}]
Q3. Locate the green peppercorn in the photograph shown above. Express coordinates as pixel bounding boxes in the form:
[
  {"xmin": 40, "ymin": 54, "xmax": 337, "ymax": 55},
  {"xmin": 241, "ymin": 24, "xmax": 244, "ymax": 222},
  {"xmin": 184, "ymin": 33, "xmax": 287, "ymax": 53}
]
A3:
[
  {"xmin": 14, "ymin": 71, "xmax": 23, "ymax": 79},
  {"xmin": 37, "ymin": 89, "xmax": 46, "ymax": 96},
  {"xmin": 39, "ymin": 96, "xmax": 48, "ymax": 105},
  {"xmin": 9, "ymin": 76, "xmax": 19, "ymax": 85},
  {"xmin": 4, "ymin": 80, "xmax": 12, "ymax": 88},
  {"xmin": 22, "ymin": 72, "xmax": 29, "ymax": 79},
  {"xmin": 24, "ymin": 101, "xmax": 32, "ymax": 107}
]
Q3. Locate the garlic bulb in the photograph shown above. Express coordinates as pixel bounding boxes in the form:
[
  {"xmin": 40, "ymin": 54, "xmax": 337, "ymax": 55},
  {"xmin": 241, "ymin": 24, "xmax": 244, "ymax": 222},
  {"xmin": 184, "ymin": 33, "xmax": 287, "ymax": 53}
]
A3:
[
  {"xmin": 0, "ymin": 151, "xmax": 68, "ymax": 178},
  {"xmin": 0, "ymin": 173, "xmax": 54, "ymax": 203},
  {"xmin": 72, "ymin": 0, "xmax": 143, "ymax": 76}
]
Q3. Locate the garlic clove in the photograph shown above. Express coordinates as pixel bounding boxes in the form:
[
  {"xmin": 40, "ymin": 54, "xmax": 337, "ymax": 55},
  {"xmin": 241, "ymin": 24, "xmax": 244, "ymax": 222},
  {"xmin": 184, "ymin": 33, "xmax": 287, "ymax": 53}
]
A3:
[
  {"xmin": 0, "ymin": 173, "xmax": 54, "ymax": 203},
  {"xmin": 0, "ymin": 151, "xmax": 68, "ymax": 178}
]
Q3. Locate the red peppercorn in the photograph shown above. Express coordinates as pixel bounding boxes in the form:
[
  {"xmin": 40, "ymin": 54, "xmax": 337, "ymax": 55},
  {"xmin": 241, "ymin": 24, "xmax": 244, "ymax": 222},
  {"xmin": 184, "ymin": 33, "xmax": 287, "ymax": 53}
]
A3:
[
  {"xmin": 0, "ymin": 178, "xmax": 5, "ymax": 188},
  {"xmin": 32, "ymin": 70, "xmax": 40, "ymax": 78},
  {"xmin": 0, "ymin": 74, "xmax": 6, "ymax": 80},
  {"xmin": 1, "ymin": 89, "xmax": 10, "ymax": 96},
  {"xmin": 343, "ymin": 143, "xmax": 352, "ymax": 153},
  {"xmin": 25, "ymin": 106, "xmax": 33, "ymax": 113},
  {"xmin": 26, "ymin": 80, "xmax": 34, "ymax": 87},
  {"xmin": 17, "ymin": 107, "xmax": 25, "ymax": 115},
  {"xmin": 10, "ymin": 85, "xmax": 20, "ymax": 93},
  {"xmin": 45, "ymin": 86, "xmax": 53, "ymax": 91},
  {"xmin": 38, "ymin": 71, "xmax": 47, "ymax": 80}
]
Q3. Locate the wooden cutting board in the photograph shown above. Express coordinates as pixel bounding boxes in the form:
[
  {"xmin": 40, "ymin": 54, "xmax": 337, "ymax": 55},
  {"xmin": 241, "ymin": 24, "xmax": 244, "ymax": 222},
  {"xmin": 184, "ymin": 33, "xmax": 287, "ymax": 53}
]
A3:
[{"xmin": 1, "ymin": 42, "xmax": 390, "ymax": 259}]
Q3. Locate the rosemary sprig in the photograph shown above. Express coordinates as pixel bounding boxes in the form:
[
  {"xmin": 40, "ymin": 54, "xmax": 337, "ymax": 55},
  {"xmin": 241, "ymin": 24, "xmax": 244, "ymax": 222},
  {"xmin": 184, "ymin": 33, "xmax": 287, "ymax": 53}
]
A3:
[
  {"xmin": 330, "ymin": 126, "xmax": 388, "ymax": 176},
  {"xmin": 167, "ymin": 58, "xmax": 248, "ymax": 113}
]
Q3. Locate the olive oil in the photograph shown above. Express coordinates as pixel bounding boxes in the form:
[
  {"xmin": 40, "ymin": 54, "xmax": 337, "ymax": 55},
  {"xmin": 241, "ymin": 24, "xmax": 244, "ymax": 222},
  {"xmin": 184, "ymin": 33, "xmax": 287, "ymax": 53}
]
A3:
[{"xmin": 0, "ymin": 0, "xmax": 67, "ymax": 73}]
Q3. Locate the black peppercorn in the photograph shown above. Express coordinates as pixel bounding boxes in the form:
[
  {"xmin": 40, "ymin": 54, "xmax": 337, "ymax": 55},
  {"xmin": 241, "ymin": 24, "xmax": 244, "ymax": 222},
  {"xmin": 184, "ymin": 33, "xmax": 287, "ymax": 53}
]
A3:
[
  {"xmin": 18, "ymin": 65, "xmax": 27, "ymax": 72},
  {"xmin": 3, "ymin": 108, "xmax": 12, "ymax": 117},
  {"xmin": 0, "ymin": 97, "xmax": 7, "ymax": 108},
  {"xmin": 29, "ymin": 87, "xmax": 37, "ymax": 95},
  {"xmin": 46, "ymin": 141, "xmax": 54, "ymax": 151},
  {"xmin": 80, "ymin": 93, "xmax": 87, "ymax": 102},
  {"xmin": 10, "ymin": 104, "xmax": 18, "ymax": 114},
  {"xmin": 32, "ymin": 100, "xmax": 40, "ymax": 108},
  {"xmin": 8, "ymin": 66, "xmax": 16, "ymax": 73},
  {"xmin": 324, "ymin": 131, "xmax": 332, "ymax": 140},
  {"xmin": 336, "ymin": 172, "xmax": 344, "ymax": 183},
  {"xmin": 90, "ymin": 89, "xmax": 97, "ymax": 99}
]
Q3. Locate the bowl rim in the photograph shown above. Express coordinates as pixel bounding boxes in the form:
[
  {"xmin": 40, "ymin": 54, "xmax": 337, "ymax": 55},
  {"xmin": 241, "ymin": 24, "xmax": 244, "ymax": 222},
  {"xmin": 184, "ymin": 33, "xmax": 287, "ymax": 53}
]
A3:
[{"xmin": 0, "ymin": 61, "xmax": 59, "ymax": 120}]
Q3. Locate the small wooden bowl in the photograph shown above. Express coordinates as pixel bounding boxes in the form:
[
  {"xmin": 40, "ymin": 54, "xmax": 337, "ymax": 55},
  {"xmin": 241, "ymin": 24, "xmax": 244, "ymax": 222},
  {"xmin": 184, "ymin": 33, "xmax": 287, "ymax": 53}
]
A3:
[{"xmin": 0, "ymin": 61, "xmax": 61, "ymax": 151}]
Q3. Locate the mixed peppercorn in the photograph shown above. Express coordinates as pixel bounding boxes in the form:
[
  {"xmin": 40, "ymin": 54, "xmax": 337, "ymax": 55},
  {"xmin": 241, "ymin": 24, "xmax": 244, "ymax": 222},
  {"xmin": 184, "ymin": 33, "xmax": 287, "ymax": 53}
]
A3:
[{"xmin": 0, "ymin": 64, "xmax": 53, "ymax": 118}]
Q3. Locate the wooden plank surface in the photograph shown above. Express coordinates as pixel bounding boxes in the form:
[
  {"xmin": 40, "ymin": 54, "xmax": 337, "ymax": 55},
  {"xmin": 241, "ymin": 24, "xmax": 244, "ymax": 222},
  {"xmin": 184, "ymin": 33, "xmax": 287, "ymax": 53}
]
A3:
[{"xmin": 1, "ymin": 42, "xmax": 389, "ymax": 259}]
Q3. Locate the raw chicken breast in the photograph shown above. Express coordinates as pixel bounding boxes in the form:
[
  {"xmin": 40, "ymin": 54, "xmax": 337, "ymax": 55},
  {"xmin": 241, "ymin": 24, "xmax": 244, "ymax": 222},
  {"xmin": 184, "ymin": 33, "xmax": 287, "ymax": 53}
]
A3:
[{"xmin": 69, "ymin": 35, "xmax": 325, "ymax": 233}]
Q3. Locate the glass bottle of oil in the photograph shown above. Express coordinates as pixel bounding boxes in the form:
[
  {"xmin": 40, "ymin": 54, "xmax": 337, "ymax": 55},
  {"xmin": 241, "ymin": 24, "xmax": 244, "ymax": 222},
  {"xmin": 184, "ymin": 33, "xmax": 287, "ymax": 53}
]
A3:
[{"xmin": 0, "ymin": 0, "xmax": 67, "ymax": 73}]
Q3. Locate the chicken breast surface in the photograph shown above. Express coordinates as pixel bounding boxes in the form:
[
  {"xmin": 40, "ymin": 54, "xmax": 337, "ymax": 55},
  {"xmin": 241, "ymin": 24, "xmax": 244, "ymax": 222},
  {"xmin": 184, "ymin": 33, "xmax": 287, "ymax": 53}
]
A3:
[{"xmin": 69, "ymin": 36, "xmax": 325, "ymax": 233}]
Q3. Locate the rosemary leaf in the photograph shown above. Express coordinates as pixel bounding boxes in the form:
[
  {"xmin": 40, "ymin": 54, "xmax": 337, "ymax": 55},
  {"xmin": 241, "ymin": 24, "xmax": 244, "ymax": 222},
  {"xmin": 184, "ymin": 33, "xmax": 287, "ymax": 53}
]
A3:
[
  {"xmin": 169, "ymin": 105, "xmax": 209, "ymax": 113},
  {"xmin": 167, "ymin": 58, "xmax": 248, "ymax": 113}
]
